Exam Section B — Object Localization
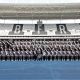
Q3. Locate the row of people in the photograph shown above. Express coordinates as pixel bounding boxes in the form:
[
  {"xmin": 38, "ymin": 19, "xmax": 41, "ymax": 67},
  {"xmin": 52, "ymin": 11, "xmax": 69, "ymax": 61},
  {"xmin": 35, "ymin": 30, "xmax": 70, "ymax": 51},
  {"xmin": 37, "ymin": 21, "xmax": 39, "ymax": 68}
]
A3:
[
  {"xmin": 0, "ymin": 53, "xmax": 80, "ymax": 61},
  {"xmin": 0, "ymin": 41, "xmax": 80, "ymax": 51},
  {"xmin": 0, "ymin": 50, "xmax": 80, "ymax": 60},
  {"xmin": 0, "ymin": 39, "xmax": 80, "ymax": 60}
]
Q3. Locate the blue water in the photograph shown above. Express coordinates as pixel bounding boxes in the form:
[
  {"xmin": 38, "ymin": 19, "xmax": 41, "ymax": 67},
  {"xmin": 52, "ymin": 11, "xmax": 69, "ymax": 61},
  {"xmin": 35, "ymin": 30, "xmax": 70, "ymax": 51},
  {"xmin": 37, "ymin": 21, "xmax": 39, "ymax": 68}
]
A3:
[{"xmin": 0, "ymin": 60, "xmax": 80, "ymax": 80}]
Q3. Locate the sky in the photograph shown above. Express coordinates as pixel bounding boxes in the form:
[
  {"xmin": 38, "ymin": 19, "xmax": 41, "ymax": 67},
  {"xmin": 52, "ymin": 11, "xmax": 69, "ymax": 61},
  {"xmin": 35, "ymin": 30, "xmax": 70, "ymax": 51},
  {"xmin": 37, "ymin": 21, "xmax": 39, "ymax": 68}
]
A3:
[{"xmin": 0, "ymin": 0, "xmax": 80, "ymax": 4}]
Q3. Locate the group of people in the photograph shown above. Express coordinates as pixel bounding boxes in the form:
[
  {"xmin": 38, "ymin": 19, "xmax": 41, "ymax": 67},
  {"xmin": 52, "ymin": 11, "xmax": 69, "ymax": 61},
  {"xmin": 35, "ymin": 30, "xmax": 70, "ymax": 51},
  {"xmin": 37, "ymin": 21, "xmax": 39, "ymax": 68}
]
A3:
[{"xmin": 0, "ymin": 39, "xmax": 80, "ymax": 61}]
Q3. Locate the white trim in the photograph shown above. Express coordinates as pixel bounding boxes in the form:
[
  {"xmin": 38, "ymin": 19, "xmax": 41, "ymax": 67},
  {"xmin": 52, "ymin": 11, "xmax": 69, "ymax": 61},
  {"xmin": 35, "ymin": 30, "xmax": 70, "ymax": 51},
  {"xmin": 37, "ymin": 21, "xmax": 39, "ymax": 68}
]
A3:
[
  {"xmin": 0, "ymin": 19, "xmax": 80, "ymax": 24},
  {"xmin": 0, "ymin": 0, "xmax": 80, "ymax": 4}
]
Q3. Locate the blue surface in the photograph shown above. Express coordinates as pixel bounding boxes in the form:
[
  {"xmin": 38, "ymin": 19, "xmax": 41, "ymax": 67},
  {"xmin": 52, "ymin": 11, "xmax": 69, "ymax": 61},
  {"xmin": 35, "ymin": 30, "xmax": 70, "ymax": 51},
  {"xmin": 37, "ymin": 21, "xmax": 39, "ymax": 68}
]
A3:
[{"xmin": 0, "ymin": 60, "xmax": 80, "ymax": 80}]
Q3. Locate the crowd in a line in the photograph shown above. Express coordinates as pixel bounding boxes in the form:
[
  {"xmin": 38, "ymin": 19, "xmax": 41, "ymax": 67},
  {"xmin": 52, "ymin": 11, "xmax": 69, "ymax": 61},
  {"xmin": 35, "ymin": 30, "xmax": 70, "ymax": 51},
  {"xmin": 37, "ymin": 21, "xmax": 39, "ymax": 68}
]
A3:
[{"xmin": 0, "ymin": 39, "xmax": 80, "ymax": 60}]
